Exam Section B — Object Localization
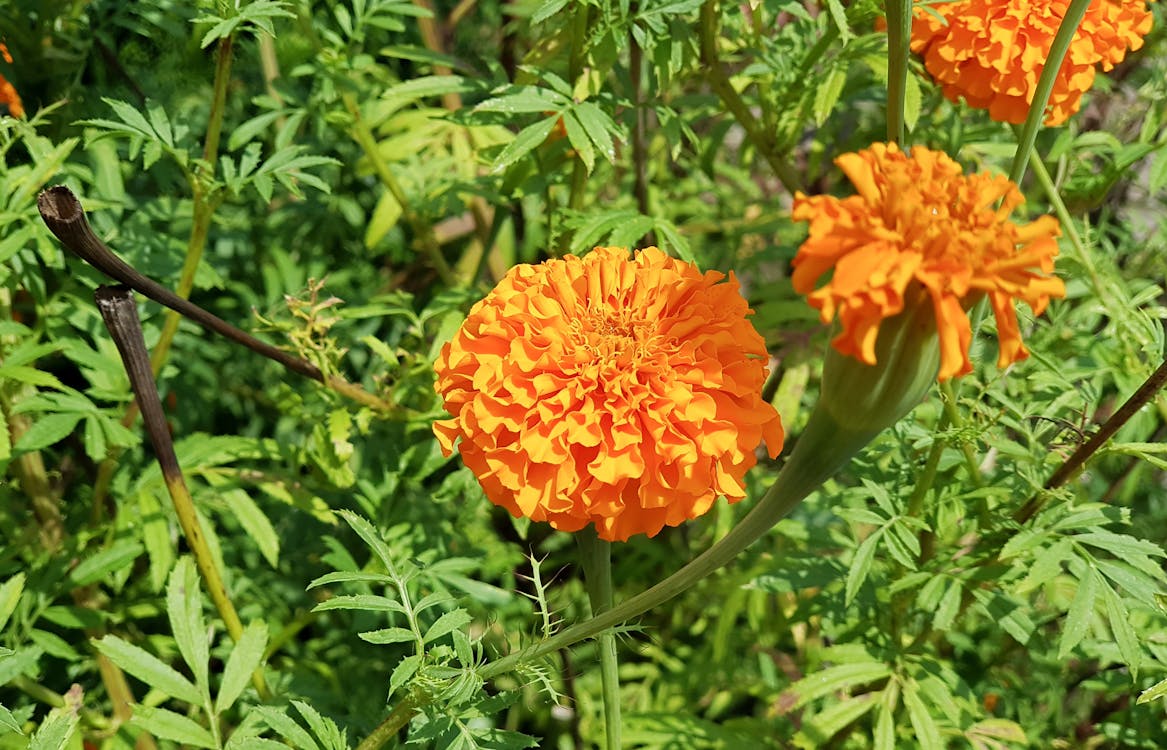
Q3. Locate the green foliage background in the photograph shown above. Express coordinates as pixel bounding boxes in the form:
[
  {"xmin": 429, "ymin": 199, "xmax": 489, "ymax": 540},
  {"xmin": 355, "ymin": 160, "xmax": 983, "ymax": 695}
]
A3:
[{"xmin": 2, "ymin": 0, "xmax": 1167, "ymax": 748}]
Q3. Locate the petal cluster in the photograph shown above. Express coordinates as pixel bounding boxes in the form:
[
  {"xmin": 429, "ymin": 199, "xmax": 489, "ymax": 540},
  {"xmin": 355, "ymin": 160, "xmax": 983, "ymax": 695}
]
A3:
[
  {"xmin": 0, "ymin": 42, "xmax": 23, "ymax": 119},
  {"xmin": 433, "ymin": 246, "xmax": 784, "ymax": 542},
  {"xmin": 792, "ymin": 143, "xmax": 1065, "ymax": 381},
  {"xmin": 911, "ymin": 0, "xmax": 1153, "ymax": 125}
]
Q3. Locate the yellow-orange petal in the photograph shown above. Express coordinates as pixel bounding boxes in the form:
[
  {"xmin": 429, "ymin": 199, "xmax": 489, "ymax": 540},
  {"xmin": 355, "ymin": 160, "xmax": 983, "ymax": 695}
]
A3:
[
  {"xmin": 792, "ymin": 143, "xmax": 1064, "ymax": 382},
  {"xmin": 433, "ymin": 246, "xmax": 784, "ymax": 542}
]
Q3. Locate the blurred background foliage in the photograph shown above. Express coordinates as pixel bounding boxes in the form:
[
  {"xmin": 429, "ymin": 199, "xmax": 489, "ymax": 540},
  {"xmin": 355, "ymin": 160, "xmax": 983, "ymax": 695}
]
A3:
[{"xmin": 1, "ymin": 0, "xmax": 1167, "ymax": 748}]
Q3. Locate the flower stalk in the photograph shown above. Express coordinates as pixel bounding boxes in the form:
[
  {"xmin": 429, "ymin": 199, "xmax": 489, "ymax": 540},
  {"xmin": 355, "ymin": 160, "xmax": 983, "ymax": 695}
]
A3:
[
  {"xmin": 884, "ymin": 0, "xmax": 912, "ymax": 144},
  {"xmin": 576, "ymin": 527, "xmax": 622, "ymax": 749}
]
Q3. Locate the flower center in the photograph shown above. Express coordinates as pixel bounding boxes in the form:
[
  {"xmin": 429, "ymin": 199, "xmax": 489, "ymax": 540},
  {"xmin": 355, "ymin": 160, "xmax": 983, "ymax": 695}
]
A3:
[{"xmin": 572, "ymin": 304, "xmax": 657, "ymax": 367}]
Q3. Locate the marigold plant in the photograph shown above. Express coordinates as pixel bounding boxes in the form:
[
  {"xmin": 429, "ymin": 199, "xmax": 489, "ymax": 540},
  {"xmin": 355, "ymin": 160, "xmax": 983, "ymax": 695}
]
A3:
[
  {"xmin": 792, "ymin": 142, "xmax": 1065, "ymax": 380},
  {"xmin": 910, "ymin": 0, "xmax": 1154, "ymax": 124},
  {"xmin": 433, "ymin": 246, "xmax": 784, "ymax": 542}
]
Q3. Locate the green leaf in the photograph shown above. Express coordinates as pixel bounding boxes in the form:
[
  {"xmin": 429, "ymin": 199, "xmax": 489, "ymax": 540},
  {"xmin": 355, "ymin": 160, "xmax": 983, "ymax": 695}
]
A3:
[
  {"xmin": 795, "ymin": 693, "xmax": 878, "ymax": 748},
  {"xmin": 1059, "ymin": 564, "xmax": 1100, "ymax": 658},
  {"xmin": 167, "ymin": 558, "xmax": 210, "ymax": 693},
  {"xmin": 389, "ymin": 653, "xmax": 423, "ymax": 698},
  {"xmin": 221, "ymin": 489, "xmax": 280, "ymax": 567},
  {"xmin": 785, "ymin": 662, "xmax": 891, "ymax": 709},
  {"xmin": 1015, "ymin": 538, "xmax": 1072, "ymax": 594},
  {"xmin": 138, "ymin": 489, "xmax": 174, "ymax": 592},
  {"xmin": 132, "ymin": 706, "xmax": 216, "ymax": 749},
  {"xmin": 365, "ymin": 189, "xmax": 403, "ymax": 248},
  {"xmin": 291, "ymin": 700, "xmax": 347, "ymax": 750},
  {"xmin": 0, "ymin": 573, "xmax": 25, "ymax": 632},
  {"xmin": 0, "ymin": 647, "xmax": 42, "ymax": 685},
  {"xmin": 845, "ymin": 530, "xmax": 882, "ymax": 605},
  {"xmin": 359, "ymin": 627, "xmax": 418, "ymax": 645},
  {"xmin": 902, "ymin": 680, "xmax": 942, "ymax": 749},
  {"xmin": 423, "ymin": 609, "xmax": 472, "ymax": 645},
  {"xmin": 812, "ymin": 65, "xmax": 847, "ymax": 126},
  {"xmin": 1100, "ymin": 579, "xmax": 1142, "ymax": 674},
  {"xmin": 562, "ymin": 110, "xmax": 595, "ymax": 173},
  {"xmin": 312, "ymin": 594, "xmax": 407, "ymax": 615},
  {"xmin": 216, "ymin": 621, "xmax": 268, "ymax": 715},
  {"xmin": 0, "ymin": 703, "xmax": 20, "ymax": 733},
  {"xmin": 823, "ymin": 0, "xmax": 855, "ymax": 44},
  {"xmin": 255, "ymin": 705, "xmax": 320, "ymax": 750},
  {"xmin": 474, "ymin": 87, "xmax": 569, "ymax": 115},
  {"xmin": 932, "ymin": 580, "xmax": 962, "ymax": 631},
  {"xmin": 903, "ymin": 73, "xmax": 921, "ymax": 132},
  {"xmin": 28, "ymin": 707, "xmax": 78, "ymax": 750},
  {"xmin": 572, "ymin": 101, "xmax": 618, "ymax": 164},
  {"xmin": 93, "ymin": 635, "xmax": 202, "ymax": 705},
  {"xmin": 490, "ymin": 117, "xmax": 559, "ymax": 173},
  {"xmin": 1137, "ymin": 676, "xmax": 1167, "ymax": 705},
  {"xmin": 67, "ymin": 540, "xmax": 144, "ymax": 586},
  {"xmin": 13, "ymin": 413, "xmax": 83, "ymax": 453}
]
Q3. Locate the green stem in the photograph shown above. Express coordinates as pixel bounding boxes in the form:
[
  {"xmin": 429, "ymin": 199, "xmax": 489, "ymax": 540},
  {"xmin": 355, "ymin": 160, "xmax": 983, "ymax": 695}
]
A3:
[
  {"xmin": 577, "ymin": 527, "xmax": 622, "ymax": 749},
  {"xmin": 151, "ymin": 32, "xmax": 235, "ymax": 375},
  {"xmin": 341, "ymin": 92, "xmax": 457, "ymax": 287},
  {"xmin": 698, "ymin": 0, "xmax": 800, "ymax": 194},
  {"xmin": 564, "ymin": 3, "xmax": 592, "ymax": 218},
  {"xmin": 481, "ymin": 406, "xmax": 869, "ymax": 681},
  {"xmin": 939, "ymin": 380, "xmax": 983, "ymax": 489},
  {"xmin": 884, "ymin": 0, "xmax": 911, "ymax": 144},
  {"xmin": 1007, "ymin": 0, "xmax": 1091, "ymax": 185}
]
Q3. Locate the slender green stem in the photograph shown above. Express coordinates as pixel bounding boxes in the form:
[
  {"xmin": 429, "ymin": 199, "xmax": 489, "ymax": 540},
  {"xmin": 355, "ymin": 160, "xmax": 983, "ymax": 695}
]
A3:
[
  {"xmin": 151, "ymin": 32, "xmax": 235, "ymax": 375},
  {"xmin": 341, "ymin": 93, "xmax": 458, "ymax": 287},
  {"xmin": 698, "ymin": 0, "xmax": 800, "ymax": 194},
  {"xmin": 1007, "ymin": 0, "xmax": 1091, "ymax": 185},
  {"xmin": 564, "ymin": 3, "xmax": 592, "ymax": 218},
  {"xmin": 355, "ymin": 695, "xmax": 420, "ymax": 750},
  {"xmin": 939, "ymin": 380, "xmax": 984, "ymax": 489},
  {"xmin": 884, "ymin": 0, "xmax": 912, "ymax": 144},
  {"xmin": 577, "ymin": 527, "xmax": 622, "ymax": 749}
]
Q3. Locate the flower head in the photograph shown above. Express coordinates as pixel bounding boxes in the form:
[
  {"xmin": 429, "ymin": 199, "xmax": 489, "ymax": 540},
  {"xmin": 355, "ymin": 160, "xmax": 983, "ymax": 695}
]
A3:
[
  {"xmin": 910, "ymin": 0, "xmax": 1153, "ymax": 125},
  {"xmin": 792, "ymin": 142, "xmax": 1064, "ymax": 381},
  {"xmin": 0, "ymin": 42, "xmax": 23, "ymax": 119},
  {"xmin": 433, "ymin": 246, "xmax": 784, "ymax": 542}
]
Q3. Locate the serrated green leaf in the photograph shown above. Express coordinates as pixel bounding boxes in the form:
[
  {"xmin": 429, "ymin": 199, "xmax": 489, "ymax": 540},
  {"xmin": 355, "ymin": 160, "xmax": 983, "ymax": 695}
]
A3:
[
  {"xmin": 0, "ymin": 703, "xmax": 20, "ymax": 733},
  {"xmin": 813, "ymin": 65, "xmax": 847, "ymax": 126},
  {"xmin": 132, "ymin": 706, "xmax": 216, "ymax": 748},
  {"xmin": 1060, "ymin": 564, "xmax": 1099, "ymax": 658},
  {"xmin": 1136, "ymin": 676, "xmax": 1167, "ymax": 704},
  {"xmin": 389, "ymin": 653, "xmax": 423, "ymax": 698},
  {"xmin": 796, "ymin": 693, "xmax": 878, "ymax": 747},
  {"xmin": 1016, "ymin": 538, "xmax": 1072, "ymax": 594},
  {"xmin": 359, "ymin": 627, "xmax": 418, "ymax": 645},
  {"xmin": 138, "ymin": 489, "xmax": 174, "ymax": 592},
  {"xmin": 306, "ymin": 571, "xmax": 393, "ymax": 589},
  {"xmin": 13, "ymin": 412, "xmax": 83, "ymax": 454},
  {"xmin": 221, "ymin": 489, "xmax": 280, "ymax": 567},
  {"xmin": 167, "ymin": 557, "xmax": 210, "ymax": 693},
  {"xmin": 932, "ymin": 580, "xmax": 962, "ymax": 631},
  {"xmin": 93, "ymin": 635, "xmax": 202, "ymax": 705},
  {"xmin": 291, "ymin": 700, "xmax": 346, "ymax": 750},
  {"xmin": 1100, "ymin": 579, "xmax": 1141, "ymax": 674},
  {"xmin": 423, "ymin": 609, "xmax": 472, "ymax": 645},
  {"xmin": 902, "ymin": 680, "xmax": 942, "ymax": 749},
  {"xmin": 337, "ymin": 511, "xmax": 399, "ymax": 576},
  {"xmin": 903, "ymin": 73, "xmax": 921, "ymax": 131},
  {"xmin": 28, "ymin": 707, "xmax": 78, "ymax": 750},
  {"xmin": 67, "ymin": 540, "xmax": 144, "ymax": 586},
  {"xmin": 786, "ymin": 662, "xmax": 891, "ymax": 709},
  {"xmin": 255, "ymin": 706, "xmax": 320, "ymax": 750},
  {"xmin": 846, "ymin": 530, "xmax": 882, "ymax": 605},
  {"xmin": 562, "ymin": 109, "xmax": 595, "ymax": 173},
  {"xmin": 312, "ymin": 594, "xmax": 407, "ymax": 615},
  {"xmin": 823, "ymin": 0, "xmax": 855, "ymax": 43},
  {"xmin": 0, "ymin": 646, "xmax": 42, "ymax": 685},
  {"xmin": 490, "ymin": 117, "xmax": 559, "ymax": 173},
  {"xmin": 216, "ymin": 621, "xmax": 268, "ymax": 715}
]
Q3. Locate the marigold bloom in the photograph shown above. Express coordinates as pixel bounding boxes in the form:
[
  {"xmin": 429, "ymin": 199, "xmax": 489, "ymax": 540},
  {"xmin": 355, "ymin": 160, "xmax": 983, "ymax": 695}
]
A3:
[
  {"xmin": 792, "ymin": 143, "xmax": 1064, "ymax": 381},
  {"xmin": 0, "ymin": 42, "xmax": 23, "ymax": 119},
  {"xmin": 434, "ymin": 246, "xmax": 784, "ymax": 542},
  {"xmin": 910, "ymin": 0, "xmax": 1153, "ymax": 125}
]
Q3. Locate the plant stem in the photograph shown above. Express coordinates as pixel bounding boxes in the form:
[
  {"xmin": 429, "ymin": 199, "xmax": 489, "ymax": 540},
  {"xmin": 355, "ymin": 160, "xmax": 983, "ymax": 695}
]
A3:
[
  {"xmin": 341, "ymin": 92, "xmax": 458, "ymax": 287},
  {"xmin": 151, "ymin": 32, "xmax": 235, "ymax": 375},
  {"xmin": 939, "ymin": 380, "xmax": 984, "ymax": 489},
  {"xmin": 698, "ymin": 0, "xmax": 800, "ymax": 194},
  {"xmin": 577, "ymin": 527, "xmax": 622, "ymax": 749},
  {"xmin": 95, "ymin": 286, "xmax": 269, "ymax": 701},
  {"xmin": 628, "ymin": 11, "xmax": 654, "ymax": 247},
  {"xmin": 1008, "ymin": 0, "xmax": 1091, "ymax": 185},
  {"xmin": 884, "ymin": 0, "xmax": 911, "ymax": 144}
]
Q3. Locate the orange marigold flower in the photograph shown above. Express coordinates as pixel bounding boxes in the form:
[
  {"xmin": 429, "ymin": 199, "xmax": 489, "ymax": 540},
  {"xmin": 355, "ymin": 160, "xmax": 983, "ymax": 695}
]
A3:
[
  {"xmin": 792, "ymin": 143, "xmax": 1065, "ymax": 381},
  {"xmin": 0, "ymin": 42, "xmax": 23, "ymax": 119},
  {"xmin": 433, "ymin": 246, "xmax": 784, "ymax": 542},
  {"xmin": 910, "ymin": 0, "xmax": 1153, "ymax": 125}
]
